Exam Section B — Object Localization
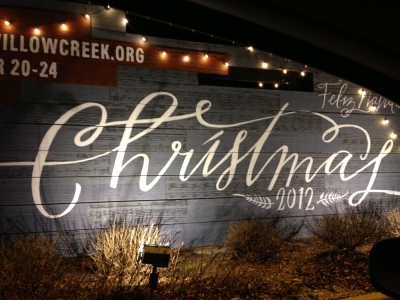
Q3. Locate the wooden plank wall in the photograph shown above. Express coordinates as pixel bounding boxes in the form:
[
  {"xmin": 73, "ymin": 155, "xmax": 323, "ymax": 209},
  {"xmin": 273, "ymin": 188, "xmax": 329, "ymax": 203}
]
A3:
[{"xmin": 1, "ymin": 0, "xmax": 400, "ymax": 251}]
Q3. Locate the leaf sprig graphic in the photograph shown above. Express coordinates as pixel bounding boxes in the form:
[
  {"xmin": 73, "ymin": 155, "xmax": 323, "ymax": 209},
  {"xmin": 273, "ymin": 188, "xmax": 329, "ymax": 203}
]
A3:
[
  {"xmin": 317, "ymin": 191, "xmax": 349, "ymax": 206},
  {"xmin": 233, "ymin": 194, "xmax": 273, "ymax": 209}
]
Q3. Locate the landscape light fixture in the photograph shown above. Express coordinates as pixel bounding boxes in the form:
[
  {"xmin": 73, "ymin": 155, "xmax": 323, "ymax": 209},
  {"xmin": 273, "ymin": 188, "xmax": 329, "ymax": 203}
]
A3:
[{"xmin": 140, "ymin": 244, "xmax": 171, "ymax": 290}]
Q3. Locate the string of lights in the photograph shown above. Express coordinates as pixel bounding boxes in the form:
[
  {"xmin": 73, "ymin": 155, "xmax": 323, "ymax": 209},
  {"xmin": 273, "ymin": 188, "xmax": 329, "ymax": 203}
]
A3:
[
  {"xmin": 355, "ymin": 88, "xmax": 397, "ymax": 137},
  {"xmin": 123, "ymin": 8, "xmax": 311, "ymax": 87},
  {"xmin": 124, "ymin": 20, "xmax": 230, "ymax": 67},
  {"xmin": 0, "ymin": 3, "xmax": 397, "ymax": 138},
  {"xmin": 0, "ymin": 6, "xmax": 231, "ymax": 70},
  {"xmin": 0, "ymin": 4, "xmax": 306, "ymax": 75}
]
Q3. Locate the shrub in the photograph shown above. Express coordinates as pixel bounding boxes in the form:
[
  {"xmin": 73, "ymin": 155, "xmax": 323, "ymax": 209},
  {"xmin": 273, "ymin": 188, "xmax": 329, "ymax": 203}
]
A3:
[
  {"xmin": 224, "ymin": 219, "xmax": 283, "ymax": 262},
  {"xmin": 89, "ymin": 219, "xmax": 172, "ymax": 287},
  {"xmin": 308, "ymin": 209, "xmax": 386, "ymax": 251},
  {"xmin": 386, "ymin": 206, "xmax": 400, "ymax": 237},
  {"xmin": 0, "ymin": 234, "xmax": 81, "ymax": 299}
]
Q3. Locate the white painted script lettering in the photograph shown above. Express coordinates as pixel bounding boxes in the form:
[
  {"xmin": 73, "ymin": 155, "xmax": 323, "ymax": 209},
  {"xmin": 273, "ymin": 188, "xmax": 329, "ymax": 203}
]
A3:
[
  {"xmin": 0, "ymin": 92, "xmax": 398, "ymax": 218},
  {"xmin": 318, "ymin": 81, "xmax": 400, "ymax": 116}
]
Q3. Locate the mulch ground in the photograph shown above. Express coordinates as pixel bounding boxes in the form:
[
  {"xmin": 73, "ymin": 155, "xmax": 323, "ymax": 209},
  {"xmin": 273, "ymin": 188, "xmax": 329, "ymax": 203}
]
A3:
[{"xmin": 173, "ymin": 238, "xmax": 376, "ymax": 300}]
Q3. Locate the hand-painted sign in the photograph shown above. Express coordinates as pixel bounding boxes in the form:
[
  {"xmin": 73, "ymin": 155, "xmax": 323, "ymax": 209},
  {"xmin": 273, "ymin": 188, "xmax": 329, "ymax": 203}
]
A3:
[{"xmin": 1, "ymin": 3, "xmax": 399, "ymax": 246}]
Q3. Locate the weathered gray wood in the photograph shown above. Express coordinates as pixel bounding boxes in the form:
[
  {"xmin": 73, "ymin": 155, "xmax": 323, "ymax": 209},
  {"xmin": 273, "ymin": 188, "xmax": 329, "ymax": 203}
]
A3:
[
  {"xmin": 21, "ymin": 82, "xmax": 110, "ymax": 103},
  {"xmin": 1, "ymin": 0, "xmax": 400, "ymax": 250},
  {"xmin": 111, "ymin": 82, "xmax": 282, "ymax": 110},
  {"xmin": 164, "ymin": 173, "xmax": 325, "ymax": 199},
  {"xmin": 0, "ymin": 123, "xmax": 41, "ymax": 150},
  {"xmin": 4, "ymin": 148, "xmax": 398, "ymax": 180},
  {"xmin": 118, "ymin": 66, "xmax": 198, "ymax": 85}
]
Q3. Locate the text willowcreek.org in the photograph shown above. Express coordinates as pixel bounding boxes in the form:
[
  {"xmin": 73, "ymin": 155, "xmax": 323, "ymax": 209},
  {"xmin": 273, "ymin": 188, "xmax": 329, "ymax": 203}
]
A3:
[{"xmin": 0, "ymin": 33, "xmax": 145, "ymax": 62}]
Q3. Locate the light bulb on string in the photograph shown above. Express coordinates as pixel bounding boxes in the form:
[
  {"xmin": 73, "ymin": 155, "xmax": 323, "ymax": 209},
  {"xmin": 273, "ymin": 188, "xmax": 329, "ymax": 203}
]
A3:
[
  {"xmin": 141, "ymin": 36, "xmax": 146, "ymax": 42},
  {"xmin": 283, "ymin": 69, "xmax": 287, "ymax": 74},
  {"xmin": 184, "ymin": 55, "xmax": 189, "ymax": 62},
  {"xmin": 391, "ymin": 133, "xmax": 397, "ymax": 139},
  {"xmin": 106, "ymin": 4, "xmax": 111, "ymax": 9},
  {"xmin": 162, "ymin": 51, "xmax": 166, "ymax": 56},
  {"xmin": 203, "ymin": 53, "xmax": 209, "ymax": 59},
  {"xmin": 259, "ymin": 82, "xmax": 263, "ymax": 87},
  {"xmin": 123, "ymin": 18, "xmax": 128, "ymax": 24},
  {"xmin": 274, "ymin": 83, "xmax": 279, "ymax": 88},
  {"xmin": 5, "ymin": 20, "xmax": 10, "ymax": 26},
  {"xmin": 34, "ymin": 27, "xmax": 40, "ymax": 35},
  {"xmin": 247, "ymin": 46, "xmax": 253, "ymax": 52},
  {"xmin": 300, "ymin": 71, "xmax": 305, "ymax": 76},
  {"xmin": 383, "ymin": 118, "xmax": 389, "ymax": 124},
  {"xmin": 262, "ymin": 62, "xmax": 268, "ymax": 68},
  {"xmin": 85, "ymin": 14, "xmax": 90, "ymax": 19},
  {"xmin": 61, "ymin": 23, "xmax": 67, "ymax": 30},
  {"xmin": 224, "ymin": 62, "xmax": 229, "ymax": 67},
  {"xmin": 370, "ymin": 104, "xmax": 377, "ymax": 111}
]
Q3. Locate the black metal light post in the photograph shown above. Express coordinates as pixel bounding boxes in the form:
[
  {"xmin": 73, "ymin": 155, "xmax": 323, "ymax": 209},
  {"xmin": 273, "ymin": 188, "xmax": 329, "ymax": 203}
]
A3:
[{"xmin": 141, "ymin": 244, "xmax": 171, "ymax": 290}]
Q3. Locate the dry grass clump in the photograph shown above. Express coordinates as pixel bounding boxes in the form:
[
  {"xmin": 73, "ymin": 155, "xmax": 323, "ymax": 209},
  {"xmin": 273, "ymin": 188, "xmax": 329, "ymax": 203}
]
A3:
[
  {"xmin": 224, "ymin": 219, "xmax": 283, "ymax": 262},
  {"xmin": 308, "ymin": 210, "xmax": 386, "ymax": 251},
  {"xmin": 385, "ymin": 206, "xmax": 400, "ymax": 237},
  {"xmin": 89, "ymin": 220, "xmax": 172, "ymax": 287},
  {"xmin": 155, "ymin": 247, "xmax": 240, "ymax": 299},
  {"xmin": 0, "ymin": 235, "xmax": 82, "ymax": 299},
  {"xmin": 90, "ymin": 228, "xmax": 245, "ymax": 299}
]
